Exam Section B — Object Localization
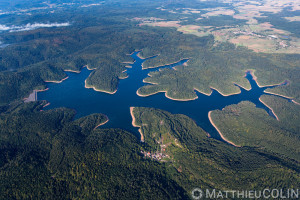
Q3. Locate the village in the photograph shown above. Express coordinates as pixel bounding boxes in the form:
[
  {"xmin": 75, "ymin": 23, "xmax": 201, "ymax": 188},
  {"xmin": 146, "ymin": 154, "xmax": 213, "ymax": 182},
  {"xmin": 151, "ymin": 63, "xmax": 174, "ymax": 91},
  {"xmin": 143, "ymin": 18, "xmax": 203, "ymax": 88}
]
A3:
[
  {"xmin": 140, "ymin": 134, "xmax": 174, "ymax": 161},
  {"xmin": 140, "ymin": 150, "xmax": 170, "ymax": 161}
]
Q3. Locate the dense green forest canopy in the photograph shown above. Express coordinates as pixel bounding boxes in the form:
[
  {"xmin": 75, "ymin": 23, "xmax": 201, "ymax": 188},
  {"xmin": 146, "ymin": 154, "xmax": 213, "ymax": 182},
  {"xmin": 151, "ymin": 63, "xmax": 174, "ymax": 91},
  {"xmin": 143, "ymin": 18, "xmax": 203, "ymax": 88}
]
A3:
[
  {"xmin": 0, "ymin": 0, "xmax": 300, "ymax": 199},
  {"xmin": 211, "ymin": 99, "xmax": 300, "ymax": 160},
  {"xmin": 0, "ymin": 102, "xmax": 188, "ymax": 199},
  {"xmin": 0, "ymin": 102, "xmax": 299, "ymax": 199},
  {"xmin": 1, "ymin": 0, "xmax": 300, "ymax": 104}
]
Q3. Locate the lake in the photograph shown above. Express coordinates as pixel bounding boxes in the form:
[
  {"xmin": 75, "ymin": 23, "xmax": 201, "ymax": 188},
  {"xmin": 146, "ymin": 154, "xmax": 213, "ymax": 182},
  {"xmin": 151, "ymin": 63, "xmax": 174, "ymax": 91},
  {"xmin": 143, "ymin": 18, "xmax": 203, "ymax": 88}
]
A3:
[{"xmin": 38, "ymin": 51, "xmax": 290, "ymax": 143}]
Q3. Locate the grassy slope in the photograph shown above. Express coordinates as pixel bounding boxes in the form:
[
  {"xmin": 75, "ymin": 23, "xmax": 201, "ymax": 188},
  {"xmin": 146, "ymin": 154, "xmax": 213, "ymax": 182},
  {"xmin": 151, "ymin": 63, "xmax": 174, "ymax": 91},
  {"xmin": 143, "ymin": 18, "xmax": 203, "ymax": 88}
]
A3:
[{"xmin": 210, "ymin": 99, "xmax": 300, "ymax": 161}]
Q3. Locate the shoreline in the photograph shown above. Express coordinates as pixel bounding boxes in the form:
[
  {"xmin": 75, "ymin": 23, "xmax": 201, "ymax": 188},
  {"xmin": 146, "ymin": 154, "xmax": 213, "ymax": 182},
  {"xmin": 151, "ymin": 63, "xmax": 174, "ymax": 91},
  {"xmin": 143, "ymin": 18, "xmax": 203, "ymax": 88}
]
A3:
[
  {"xmin": 247, "ymin": 69, "xmax": 289, "ymax": 88},
  {"xmin": 193, "ymin": 87, "xmax": 212, "ymax": 96},
  {"xmin": 137, "ymin": 80, "xmax": 243, "ymax": 101},
  {"xmin": 140, "ymin": 69, "xmax": 293, "ymax": 100},
  {"xmin": 85, "ymin": 80, "xmax": 117, "ymax": 94},
  {"xmin": 141, "ymin": 57, "xmax": 188, "ymax": 70},
  {"xmin": 292, "ymin": 100, "xmax": 300, "ymax": 105},
  {"xmin": 208, "ymin": 111, "xmax": 240, "ymax": 147},
  {"xmin": 137, "ymin": 51, "xmax": 145, "ymax": 59},
  {"xmin": 183, "ymin": 60, "xmax": 189, "ymax": 66},
  {"xmin": 64, "ymin": 69, "xmax": 81, "ymax": 73},
  {"xmin": 141, "ymin": 68, "xmax": 255, "ymax": 99},
  {"xmin": 85, "ymin": 65, "xmax": 96, "ymax": 71},
  {"xmin": 137, "ymin": 51, "xmax": 160, "ymax": 60},
  {"xmin": 63, "ymin": 64, "xmax": 95, "ymax": 74},
  {"xmin": 94, "ymin": 118, "xmax": 109, "ymax": 130},
  {"xmin": 119, "ymin": 69, "xmax": 129, "ymax": 80},
  {"xmin": 35, "ymin": 88, "xmax": 49, "ymax": 92},
  {"xmin": 126, "ymin": 49, "xmax": 142, "ymax": 56},
  {"xmin": 234, "ymin": 82, "xmax": 251, "ymax": 91},
  {"xmin": 121, "ymin": 61, "xmax": 134, "ymax": 64},
  {"xmin": 84, "ymin": 65, "xmax": 118, "ymax": 94},
  {"xmin": 143, "ymin": 76, "xmax": 213, "ymax": 97},
  {"xmin": 126, "ymin": 52, "xmax": 135, "ymax": 56},
  {"xmin": 263, "ymin": 91, "xmax": 300, "ymax": 106},
  {"xmin": 136, "ymin": 88, "xmax": 199, "ymax": 101},
  {"xmin": 45, "ymin": 76, "xmax": 69, "ymax": 84},
  {"xmin": 210, "ymin": 86, "xmax": 242, "ymax": 97},
  {"xmin": 130, "ymin": 107, "xmax": 145, "ymax": 142},
  {"xmin": 141, "ymin": 75, "xmax": 211, "ymax": 100},
  {"xmin": 42, "ymin": 102, "xmax": 50, "ymax": 108},
  {"xmin": 258, "ymin": 97, "xmax": 279, "ymax": 121},
  {"xmin": 119, "ymin": 75, "xmax": 129, "ymax": 80},
  {"xmin": 39, "ymin": 101, "xmax": 50, "ymax": 112},
  {"xmin": 39, "ymin": 102, "xmax": 50, "ymax": 112},
  {"xmin": 263, "ymin": 91, "xmax": 294, "ymax": 100},
  {"xmin": 33, "ymin": 65, "xmax": 91, "ymax": 101}
]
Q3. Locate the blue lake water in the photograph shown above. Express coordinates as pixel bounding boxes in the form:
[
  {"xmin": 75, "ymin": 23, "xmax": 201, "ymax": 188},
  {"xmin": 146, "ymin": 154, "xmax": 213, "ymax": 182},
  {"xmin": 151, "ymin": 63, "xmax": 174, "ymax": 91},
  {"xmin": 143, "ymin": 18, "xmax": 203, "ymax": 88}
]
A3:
[{"xmin": 38, "ymin": 51, "xmax": 291, "ymax": 142}]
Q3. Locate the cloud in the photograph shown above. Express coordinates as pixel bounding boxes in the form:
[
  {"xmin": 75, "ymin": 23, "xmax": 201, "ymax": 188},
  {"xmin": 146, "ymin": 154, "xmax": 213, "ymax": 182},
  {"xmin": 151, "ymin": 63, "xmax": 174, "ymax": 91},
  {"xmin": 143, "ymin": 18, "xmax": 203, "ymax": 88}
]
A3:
[
  {"xmin": 0, "ymin": 22, "xmax": 71, "ymax": 32},
  {"xmin": 81, "ymin": 3, "xmax": 103, "ymax": 8},
  {"xmin": 0, "ymin": 25, "xmax": 11, "ymax": 31}
]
